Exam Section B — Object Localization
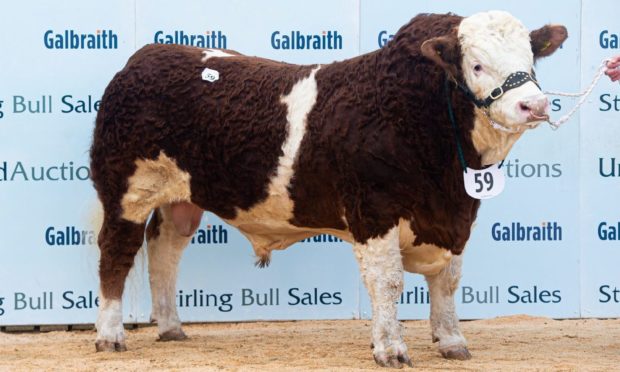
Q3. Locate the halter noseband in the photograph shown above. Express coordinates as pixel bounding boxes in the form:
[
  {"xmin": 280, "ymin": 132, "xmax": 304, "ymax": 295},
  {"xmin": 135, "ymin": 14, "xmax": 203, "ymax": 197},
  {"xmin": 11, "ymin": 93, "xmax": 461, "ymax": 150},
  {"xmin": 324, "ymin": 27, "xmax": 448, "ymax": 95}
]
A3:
[{"xmin": 455, "ymin": 71, "xmax": 540, "ymax": 109}]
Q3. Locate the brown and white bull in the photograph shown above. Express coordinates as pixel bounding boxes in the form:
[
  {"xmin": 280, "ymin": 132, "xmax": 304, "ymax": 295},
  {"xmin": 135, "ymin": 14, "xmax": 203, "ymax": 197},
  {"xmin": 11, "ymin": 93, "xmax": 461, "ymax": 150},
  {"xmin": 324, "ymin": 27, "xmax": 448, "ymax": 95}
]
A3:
[{"xmin": 90, "ymin": 11, "xmax": 566, "ymax": 367}]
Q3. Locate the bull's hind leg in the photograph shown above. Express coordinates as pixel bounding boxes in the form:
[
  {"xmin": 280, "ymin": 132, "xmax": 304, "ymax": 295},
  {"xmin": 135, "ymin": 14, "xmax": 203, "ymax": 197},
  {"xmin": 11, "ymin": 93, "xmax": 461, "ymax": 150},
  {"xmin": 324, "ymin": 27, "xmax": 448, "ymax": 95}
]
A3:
[
  {"xmin": 424, "ymin": 255, "xmax": 471, "ymax": 360},
  {"xmin": 95, "ymin": 216, "xmax": 145, "ymax": 352},
  {"xmin": 146, "ymin": 202, "xmax": 202, "ymax": 341},
  {"xmin": 353, "ymin": 226, "xmax": 412, "ymax": 368}
]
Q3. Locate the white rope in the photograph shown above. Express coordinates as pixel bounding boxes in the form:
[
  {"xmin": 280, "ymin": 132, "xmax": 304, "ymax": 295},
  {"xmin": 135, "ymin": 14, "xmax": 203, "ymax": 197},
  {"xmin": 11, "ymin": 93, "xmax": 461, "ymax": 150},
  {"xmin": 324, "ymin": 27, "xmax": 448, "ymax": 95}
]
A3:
[
  {"xmin": 544, "ymin": 59, "xmax": 610, "ymax": 130},
  {"xmin": 476, "ymin": 107, "xmax": 519, "ymax": 133}
]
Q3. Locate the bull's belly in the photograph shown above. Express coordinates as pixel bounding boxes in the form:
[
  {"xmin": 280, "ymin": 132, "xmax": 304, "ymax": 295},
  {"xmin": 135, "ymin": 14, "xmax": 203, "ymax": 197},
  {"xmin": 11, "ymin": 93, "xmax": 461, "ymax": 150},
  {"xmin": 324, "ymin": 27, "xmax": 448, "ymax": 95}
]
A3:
[
  {"xmin": 223, "ymin": 193, "xmax": 354, "ymax": 261},
  {"xmin": 225, "ymin": 211, "xmax": 453, "ymax": 277},
  {"xmin": 398, "ymin": 219, "xmax": 453, "ymax": 276}
]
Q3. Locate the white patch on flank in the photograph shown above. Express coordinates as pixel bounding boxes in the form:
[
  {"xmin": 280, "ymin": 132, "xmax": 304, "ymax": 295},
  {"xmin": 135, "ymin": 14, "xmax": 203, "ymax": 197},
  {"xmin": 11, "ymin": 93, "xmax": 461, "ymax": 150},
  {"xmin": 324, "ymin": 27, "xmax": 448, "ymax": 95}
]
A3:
[
  {"xmin": 459, "ymin": 11, "xmax": 543, "ymax": 127},
  {"xmin": 425, "ymin": 254, "xmax": 469, "ymax": 354},
  {"xmin": 201, "ymin": 49, "xmax": 234, "ymax": 62},
  {"xmin": 121, "ymin": 152, "xmax": 191, "ymax": 224},
  {"xmin": 274, "ymin": 67, "xmax": 321, "ymax": 198},
  {"xmin": 353, "ymin": 226, "xmax": 409, "ymax": 363},
  {"xmin": 147, "ymin": 205, "xmax": 191, "ymax": 337},
  {"xmin": 471, "ymin": 109, "xmax": 523, "ymax": 165},
  {"xmin": 398, "ymin": 218, "xmax": 452, "ymax": 276},
  {"xmin": 224, "ymin": 66, "xmax": 353, "ymax": 258},
  {"xmin": 95, "ymin": 297, "xmax": 124, "ymax": 345}
]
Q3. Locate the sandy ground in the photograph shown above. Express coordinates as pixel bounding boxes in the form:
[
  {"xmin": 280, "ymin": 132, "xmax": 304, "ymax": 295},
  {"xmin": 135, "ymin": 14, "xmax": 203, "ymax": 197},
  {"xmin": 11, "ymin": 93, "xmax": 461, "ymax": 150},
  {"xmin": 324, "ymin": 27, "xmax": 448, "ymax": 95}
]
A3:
[{"xmin": 0, "ymin": 315, "xmax": 619, "ymax": 371}]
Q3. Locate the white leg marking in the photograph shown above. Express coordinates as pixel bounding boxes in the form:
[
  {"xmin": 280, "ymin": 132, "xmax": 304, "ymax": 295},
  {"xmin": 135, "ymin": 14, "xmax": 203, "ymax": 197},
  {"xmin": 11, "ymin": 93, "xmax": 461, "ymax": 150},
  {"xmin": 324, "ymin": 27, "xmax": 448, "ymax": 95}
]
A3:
[
  {"xmin": 201, "ymin": 49, "xmax": 235, "ymax": 61},
  {"xmin": 353, "ymin": 226, "xmax": 412, "ymax": 367},
  {"xmin": 95, "ymin": 297, "xmax": 125, "ymax": 350},
  {"xmin": 148, "ymin": 205, "xmax": 192, "ymax": 340},
  {"xmin": 425, "ymin": 254, "xmax": 471, "ymax": 360}
]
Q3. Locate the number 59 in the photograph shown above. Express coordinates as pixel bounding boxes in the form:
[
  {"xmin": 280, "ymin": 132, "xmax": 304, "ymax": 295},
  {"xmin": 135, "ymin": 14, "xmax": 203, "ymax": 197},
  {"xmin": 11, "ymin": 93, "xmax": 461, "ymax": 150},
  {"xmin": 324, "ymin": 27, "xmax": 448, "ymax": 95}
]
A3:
[{"xmin": 474, "ymin": 172, "xmax": 494, "ymax": 192}]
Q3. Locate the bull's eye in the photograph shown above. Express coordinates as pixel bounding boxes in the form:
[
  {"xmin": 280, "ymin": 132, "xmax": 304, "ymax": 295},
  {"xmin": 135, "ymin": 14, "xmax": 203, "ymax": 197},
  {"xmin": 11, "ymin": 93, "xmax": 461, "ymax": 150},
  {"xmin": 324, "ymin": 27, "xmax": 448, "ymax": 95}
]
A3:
[{"xmin": 474, "ymin": 64, "xmax": 483, "ymax": 72}]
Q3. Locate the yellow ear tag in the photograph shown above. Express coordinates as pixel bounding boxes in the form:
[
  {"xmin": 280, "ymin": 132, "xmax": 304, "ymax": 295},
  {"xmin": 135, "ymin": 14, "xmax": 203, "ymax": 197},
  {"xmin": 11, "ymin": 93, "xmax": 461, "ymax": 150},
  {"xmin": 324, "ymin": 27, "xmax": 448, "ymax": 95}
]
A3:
[{"xmin": 540, "ymin": 40, "xmax": 551, "ymax": 52}]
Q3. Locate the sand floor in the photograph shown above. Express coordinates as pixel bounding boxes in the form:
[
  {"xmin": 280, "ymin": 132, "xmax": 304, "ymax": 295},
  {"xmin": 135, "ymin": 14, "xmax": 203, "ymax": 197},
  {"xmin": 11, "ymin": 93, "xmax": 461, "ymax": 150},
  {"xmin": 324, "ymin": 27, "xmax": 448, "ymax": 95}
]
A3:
[{"xmin": 1, "ymin": 315, "xmax": 619, "ymax": 371}]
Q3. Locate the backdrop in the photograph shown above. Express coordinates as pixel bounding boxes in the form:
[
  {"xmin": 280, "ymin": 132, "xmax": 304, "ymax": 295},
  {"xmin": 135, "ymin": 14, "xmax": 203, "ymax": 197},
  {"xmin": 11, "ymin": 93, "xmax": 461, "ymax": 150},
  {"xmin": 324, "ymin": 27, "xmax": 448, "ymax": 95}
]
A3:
[{"xmin": 0, "ymin": 0, "xmax": 617, "ymax": 325}]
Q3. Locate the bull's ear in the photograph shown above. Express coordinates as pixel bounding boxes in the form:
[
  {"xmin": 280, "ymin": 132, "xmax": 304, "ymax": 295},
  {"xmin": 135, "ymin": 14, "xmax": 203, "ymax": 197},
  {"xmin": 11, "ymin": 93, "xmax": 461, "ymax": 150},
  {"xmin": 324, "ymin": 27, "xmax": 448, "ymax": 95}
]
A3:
[
  {"xmin": 530, "ymin": 25, "xmax": 568, "ymax": 59},
  {"xmin": 421, "ymin": 36, "xmax": 460, "ymax": 77}
]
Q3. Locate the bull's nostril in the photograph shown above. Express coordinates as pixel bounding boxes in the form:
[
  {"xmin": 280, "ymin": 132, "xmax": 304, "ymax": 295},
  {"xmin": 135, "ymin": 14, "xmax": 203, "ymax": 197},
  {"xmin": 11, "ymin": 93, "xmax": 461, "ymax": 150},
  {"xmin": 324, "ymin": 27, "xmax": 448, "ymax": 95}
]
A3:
[{"xmin": 519, "ymin": 103, "xmax": 530, "ymax": 112}]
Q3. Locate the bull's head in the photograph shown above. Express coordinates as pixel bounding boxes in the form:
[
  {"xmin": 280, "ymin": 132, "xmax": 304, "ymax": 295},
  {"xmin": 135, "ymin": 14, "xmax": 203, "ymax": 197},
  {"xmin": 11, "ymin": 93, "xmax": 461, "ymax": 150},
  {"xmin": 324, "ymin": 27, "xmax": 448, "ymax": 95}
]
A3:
[{"xmin": 421, "ymin": 11, "xmax": 567, "ymax": 131}]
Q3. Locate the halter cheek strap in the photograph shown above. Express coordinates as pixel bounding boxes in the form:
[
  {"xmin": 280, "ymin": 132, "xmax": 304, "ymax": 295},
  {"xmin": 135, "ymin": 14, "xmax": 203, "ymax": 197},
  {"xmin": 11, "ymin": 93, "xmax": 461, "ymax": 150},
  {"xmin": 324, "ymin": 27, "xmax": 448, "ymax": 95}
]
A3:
[{"xmin": 456, "ymin": 71, "xmax": 540, "ymax": 109}]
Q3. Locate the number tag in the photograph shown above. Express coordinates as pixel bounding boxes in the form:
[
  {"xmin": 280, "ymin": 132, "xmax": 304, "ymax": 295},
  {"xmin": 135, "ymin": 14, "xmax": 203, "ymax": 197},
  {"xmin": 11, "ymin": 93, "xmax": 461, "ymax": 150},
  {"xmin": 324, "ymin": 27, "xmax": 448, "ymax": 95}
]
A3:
[
  {"xmin": 463, "ymin": 163, "xmax": 505, "ymax": 199},
  {"xmin": 202, "ymin": 67, "xmax": 219, "ymax": 82}
]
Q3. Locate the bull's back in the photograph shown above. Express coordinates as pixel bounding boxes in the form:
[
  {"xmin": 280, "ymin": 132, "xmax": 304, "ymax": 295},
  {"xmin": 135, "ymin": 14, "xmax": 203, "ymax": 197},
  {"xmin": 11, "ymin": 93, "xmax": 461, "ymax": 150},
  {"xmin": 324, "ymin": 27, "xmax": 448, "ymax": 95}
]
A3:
[{"xmin": 91, "ymin": 43, "xmax": 317, "ymax": 219}]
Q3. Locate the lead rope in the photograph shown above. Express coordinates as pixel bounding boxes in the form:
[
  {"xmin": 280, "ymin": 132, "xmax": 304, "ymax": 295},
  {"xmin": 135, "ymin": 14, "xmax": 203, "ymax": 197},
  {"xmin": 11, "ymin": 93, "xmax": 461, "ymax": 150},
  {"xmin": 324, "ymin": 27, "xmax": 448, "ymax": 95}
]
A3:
[
  {"xmin": 445, "ymin": 78, "xmax": 468, "ymax": 172},
  {"xmin": 545, "ymin": 59, "xmax": 610, "ymax": 130},
  {"xmin": 481, "ymin": 109, "xmax": 523, "ymax": 134},
  {"xmin": 445, "ymin": 78, "xmax": 505, "ymax": 172}
]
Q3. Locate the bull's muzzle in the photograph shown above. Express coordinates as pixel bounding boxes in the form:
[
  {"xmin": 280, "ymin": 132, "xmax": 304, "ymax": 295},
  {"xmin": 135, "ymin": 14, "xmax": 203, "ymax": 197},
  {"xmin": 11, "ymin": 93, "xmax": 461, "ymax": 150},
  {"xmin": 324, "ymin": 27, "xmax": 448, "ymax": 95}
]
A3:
[{"xmin": 517, "ymin": 94, "xmax": 550, "ymax": 122}]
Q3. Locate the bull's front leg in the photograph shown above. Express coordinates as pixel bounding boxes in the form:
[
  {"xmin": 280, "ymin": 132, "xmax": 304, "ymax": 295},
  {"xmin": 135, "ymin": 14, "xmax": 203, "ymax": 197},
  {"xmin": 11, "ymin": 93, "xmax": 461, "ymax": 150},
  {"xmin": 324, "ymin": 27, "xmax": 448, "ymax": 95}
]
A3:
[
  {"xmin": 424, "ymin": 254, "xmax": 471, "ymax": 360},
  {"xmin": 353, "ymin": 226, "xmax": 412, "ymax": 368}
]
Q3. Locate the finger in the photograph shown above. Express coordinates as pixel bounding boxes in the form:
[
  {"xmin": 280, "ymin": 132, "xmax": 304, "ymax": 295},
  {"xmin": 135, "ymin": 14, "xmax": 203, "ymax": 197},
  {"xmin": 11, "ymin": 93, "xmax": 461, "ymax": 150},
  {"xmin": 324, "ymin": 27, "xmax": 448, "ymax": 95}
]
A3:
[
  {"xmin": 605, "ymin": 69, "xmax": 620, "ymax": 81},
  {"xmin": 606, "ymin": 57, "xmax": 620, "ymax": 68}
]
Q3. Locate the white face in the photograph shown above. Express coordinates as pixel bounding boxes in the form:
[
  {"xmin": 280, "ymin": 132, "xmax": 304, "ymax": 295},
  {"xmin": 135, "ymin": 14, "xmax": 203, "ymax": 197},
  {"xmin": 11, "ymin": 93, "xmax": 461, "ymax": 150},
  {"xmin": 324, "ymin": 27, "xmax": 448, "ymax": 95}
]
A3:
[{"xmin": 458, "ymin": 11, "xmax": 549, "ymax": 129}]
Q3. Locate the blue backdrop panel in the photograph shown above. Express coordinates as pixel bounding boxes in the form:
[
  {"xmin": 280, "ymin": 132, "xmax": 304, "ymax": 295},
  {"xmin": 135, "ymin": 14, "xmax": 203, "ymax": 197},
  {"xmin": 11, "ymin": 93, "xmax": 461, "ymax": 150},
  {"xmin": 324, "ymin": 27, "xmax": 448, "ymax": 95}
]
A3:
[
  {"xmin": 0, "ymin": 0, "xmax": 616, "ymax": 325},
  {"xmin": 0, "ymin": 0, "xmax": 136, "ymax": 324},
  {"xmin": 579, "ymin": 0, "xmax": 620, "ymax": 318},
  {"xmin": 136, "ymin": 0, "xmax": 360, "ymax": 64}
]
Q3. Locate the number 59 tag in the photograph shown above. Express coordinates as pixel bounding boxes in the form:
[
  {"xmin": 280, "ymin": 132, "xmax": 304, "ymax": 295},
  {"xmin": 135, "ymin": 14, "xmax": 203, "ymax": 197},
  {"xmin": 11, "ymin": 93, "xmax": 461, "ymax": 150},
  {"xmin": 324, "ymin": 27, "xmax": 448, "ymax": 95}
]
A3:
[{"xmin": 463, "ymin": 163, "xmax": 505, "ymax": 199}]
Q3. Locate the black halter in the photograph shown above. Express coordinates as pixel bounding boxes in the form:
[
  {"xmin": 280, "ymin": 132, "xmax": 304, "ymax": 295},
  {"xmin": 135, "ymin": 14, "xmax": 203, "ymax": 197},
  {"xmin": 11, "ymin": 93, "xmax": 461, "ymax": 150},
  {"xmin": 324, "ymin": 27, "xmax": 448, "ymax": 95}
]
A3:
[{"xmin": 455, "ymin": 71, "xmax": 540, "ymax": 109}]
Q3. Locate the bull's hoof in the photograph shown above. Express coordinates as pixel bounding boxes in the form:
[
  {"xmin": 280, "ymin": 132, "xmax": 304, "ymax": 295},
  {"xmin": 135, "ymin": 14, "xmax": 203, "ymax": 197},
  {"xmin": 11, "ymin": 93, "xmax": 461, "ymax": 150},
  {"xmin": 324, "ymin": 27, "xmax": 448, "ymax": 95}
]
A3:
[
  {"xmin": 440, "ymin": 346, "xmax": 472, "ymax": 360},
  {"xmin": 158, "ymin": 329, "xmax": 188, "ymax": 342},
  {"xmin": 95, "ymin": 340, "xmax": 127, "ymax": 352},
  {"xmin": 373, "ymin": 352, "xmax": 413, "ymax": 368}
]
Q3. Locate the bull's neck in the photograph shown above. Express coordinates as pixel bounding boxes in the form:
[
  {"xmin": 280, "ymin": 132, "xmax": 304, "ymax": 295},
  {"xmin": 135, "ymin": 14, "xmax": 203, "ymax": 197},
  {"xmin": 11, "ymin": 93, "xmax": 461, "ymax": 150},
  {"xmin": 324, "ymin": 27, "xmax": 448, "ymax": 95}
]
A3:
[
  {"xmin": 374, "ymin": 45, "xmax": 483, "ymax": 172},
  {"xmin": 471, "ymin": 109, "xmax": 523, "ymax": 166}
]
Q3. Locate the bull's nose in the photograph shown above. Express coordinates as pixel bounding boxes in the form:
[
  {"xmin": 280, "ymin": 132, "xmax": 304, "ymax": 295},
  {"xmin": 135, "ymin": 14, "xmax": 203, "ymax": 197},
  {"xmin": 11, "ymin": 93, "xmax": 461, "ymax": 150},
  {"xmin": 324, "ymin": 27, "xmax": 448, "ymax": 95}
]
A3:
[{"xmin": 517, "ymin": 95, "xmax": 549, "ymax": 121}]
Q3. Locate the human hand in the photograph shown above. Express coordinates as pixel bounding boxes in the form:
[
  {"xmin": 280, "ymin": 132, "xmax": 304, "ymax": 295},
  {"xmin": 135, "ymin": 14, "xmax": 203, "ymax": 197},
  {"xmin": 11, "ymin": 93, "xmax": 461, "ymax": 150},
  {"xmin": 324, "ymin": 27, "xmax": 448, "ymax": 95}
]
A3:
[{"xmin": 605, "ymin": 55, "xmax": 620, "ymax": 82}]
